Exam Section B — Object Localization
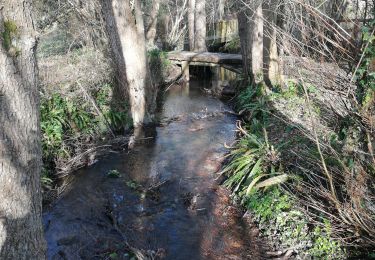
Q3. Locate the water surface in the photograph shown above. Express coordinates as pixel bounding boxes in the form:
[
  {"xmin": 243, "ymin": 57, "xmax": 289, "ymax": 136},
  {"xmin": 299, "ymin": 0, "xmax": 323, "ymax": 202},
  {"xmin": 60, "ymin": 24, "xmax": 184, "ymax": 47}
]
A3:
[{"xmin": 44, "ymin": 78, "xmax": 262, "ymax": 259}]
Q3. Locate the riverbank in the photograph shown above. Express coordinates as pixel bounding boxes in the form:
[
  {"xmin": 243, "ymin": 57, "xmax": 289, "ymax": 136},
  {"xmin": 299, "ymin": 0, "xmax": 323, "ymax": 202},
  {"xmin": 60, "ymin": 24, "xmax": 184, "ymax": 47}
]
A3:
[
  {"xmin": 222, "ymin": 56, "xmax": 375, "ymax": 259},
  {"xmin": 38, "ymin": 41, "xmax": 182, "ymax": 199}
]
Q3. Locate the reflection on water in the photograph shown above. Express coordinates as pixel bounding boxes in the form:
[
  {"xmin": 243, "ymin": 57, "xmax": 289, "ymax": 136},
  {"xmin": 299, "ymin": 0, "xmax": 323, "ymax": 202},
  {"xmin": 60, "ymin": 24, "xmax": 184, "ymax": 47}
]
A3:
[{"xmin": 44, "ymin": 76, "xmax": 261, "ymax": 259}]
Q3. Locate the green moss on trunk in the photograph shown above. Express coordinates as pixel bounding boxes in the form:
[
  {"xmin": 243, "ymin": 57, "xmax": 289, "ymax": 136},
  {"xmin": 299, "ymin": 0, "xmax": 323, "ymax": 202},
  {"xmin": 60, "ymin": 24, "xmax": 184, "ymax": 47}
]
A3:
[{"xmin": 2, "ymin": 20, "xmax": 20, "ymax": 55}]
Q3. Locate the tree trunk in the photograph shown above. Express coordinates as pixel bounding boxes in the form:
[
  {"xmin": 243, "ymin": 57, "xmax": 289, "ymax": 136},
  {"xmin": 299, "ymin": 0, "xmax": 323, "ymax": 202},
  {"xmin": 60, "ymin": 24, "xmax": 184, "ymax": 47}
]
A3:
[
  {"xmin": 159, "ymin": 13, "xmax": 171, "ymax": 50},
  {"xmin": 133, "ymin": 0, "xmax": 157, "ymax": 120},
  {"xmin": 146, "ymin": 0, "xmax": 161, "ymax": 47},
  {"xmin": 238, "ymin": 0, "xmax": 263, "ymax": 83},
  {"xmin": 188, "ymin": 0, "xmax": 196, "ymax": 50},
  {"xmin": 101, "ymin": 0, "xmax": 128, "ymax": 101},
  {"xmin": 263, "ymin": 0, "xmax": 280, "ymax": 86},
  {"xmin": 218, "ymin": 0, "xmax": 225, "ymax": 20},
  {"xmin": 238, "ymin": 11, "xmax": 252, "ymax": 80},
  {"xmin": 194, "ymin": 0, "xmax": 207, "ymax": 51},
  {"xmin": 0, "ymin": 1, "xmax": 46, "ymax": 259},
  {"xmin": 102, "ymin": 0, "xmax": 155, "ymax": 128}
]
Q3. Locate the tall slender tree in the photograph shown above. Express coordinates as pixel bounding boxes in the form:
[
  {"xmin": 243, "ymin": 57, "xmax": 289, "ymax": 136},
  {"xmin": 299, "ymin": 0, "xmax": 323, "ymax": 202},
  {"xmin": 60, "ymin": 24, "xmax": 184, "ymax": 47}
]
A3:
[
  {"xmin": 0, "ymin": 0, "xmax": 46, "ymax": 258},
  {"xmin": 218, "ymin": 0, "xmax": 226, "ymax": 20},
  {"xmin": 188, "ymin": 0, "xmax": 196, "ymax": 50},
  {"xmin": 102, "ymin": 0, "xmax": 156, "ymax": 129},
  {"xmin": 146, "ymin": 0, "xmax": 161, "ymax": 47},
  {"xmin": 194, "ymin": 0, "xmax": 207, "ymax": 51},
  {"xmin": 188, "ymin": 0, "xmax": 207, "ymax": 51},
  {"xmin": 238, "ymin": 0, "xmax": 263, "ymax": 83},
  {"xmin": 263, "ymin": 0, "xmax": 280, "ymax": 86}
]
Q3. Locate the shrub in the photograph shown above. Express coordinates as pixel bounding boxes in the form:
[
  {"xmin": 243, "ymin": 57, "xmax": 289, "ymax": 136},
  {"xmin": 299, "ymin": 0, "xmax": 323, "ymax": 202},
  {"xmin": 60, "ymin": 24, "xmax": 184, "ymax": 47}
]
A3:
[{"xmin": 40, "ymin": 84, "xmax": 131, "ymax": 188}]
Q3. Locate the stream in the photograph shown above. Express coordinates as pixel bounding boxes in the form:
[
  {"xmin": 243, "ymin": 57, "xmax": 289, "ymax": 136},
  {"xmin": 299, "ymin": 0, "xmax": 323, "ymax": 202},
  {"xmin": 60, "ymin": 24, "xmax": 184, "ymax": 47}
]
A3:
[{"xmin": 44, "ymin": 73, "xmax": 262, "ymax": 259}]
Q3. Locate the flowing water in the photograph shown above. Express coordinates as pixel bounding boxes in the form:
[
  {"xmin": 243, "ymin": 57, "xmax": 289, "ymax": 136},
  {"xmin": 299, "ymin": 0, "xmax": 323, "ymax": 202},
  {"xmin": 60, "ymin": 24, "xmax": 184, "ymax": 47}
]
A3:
[{"xmin": 44, "ymin": 76, "xmax": 262, "ymax": 259}]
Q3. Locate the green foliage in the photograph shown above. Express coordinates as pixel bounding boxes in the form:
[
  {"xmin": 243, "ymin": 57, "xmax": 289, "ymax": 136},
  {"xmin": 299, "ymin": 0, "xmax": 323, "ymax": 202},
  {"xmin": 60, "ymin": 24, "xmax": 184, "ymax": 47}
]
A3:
[
  {"xmin": 245, "ymin": 187, "xmax": 292, "ymax": 222},
  {"xmin": 220, "ymin": 37, "xmax": 240, "ymax": 53},
  {"xmin": 222, "ymin": 131, "xmax": 286, "ymax": 197},
  {"xmin": 109, "ymin": 252, "xmax": 118, "ymax": 259},
  {"xmin": 147, "ymin": 49, "xmax": 171, "ymax": 84},
  {"xmin": 235, "ymin": 84, "xmax": 270, "ymax": 132},
  {"xmin": 41, "ymin": 93, "xmax": 97, "ymax": 153},
  {"xmin": 2, "ymin": 20, "xmax": 20, "ymax": 55},
  {"xmin": 107, "ymin": 169, "xmax": 121, "ymax": 178},
  {"xmin": 222, "ymin": 133, "xmax": 266, "ymax": 190},
  {"xmin": 283, "ymin": 80, "xmax": 302, "ymax": 98},
  {"xmin": 309, "ymin": 220, "xmax": 345, "ymax": 259},
  {"xmin": 126, "ymin": 180, "xmax": 142, "ymax": 190},
  {"xmin": 41, "ymin": 167, "xmax": 54, "ymax": 190},
  {"xmin": 272, "ymin": 81, "xmax": 318, "ymax": 99},
  {"xmin": 228, "ymin": 81, "xmax": 345, "ymax": 258},
  {"xmin": 224, "ymin": 84, "xmax": 288, "ymax": 196},
  {"xmin": 355, "ymin": 23, "xmax": 375, "ymax": 107},
  {"xmin": 40, "ymin": 93, "xmax": 100, "ymax": 188},
  {"xmin": 246, "ymin": 186, "xmax": 344, "ymax": 258},
  {"xmin": 96, "ymin": 84, "xmax": 131, "ymax": 130},
  {"xmin": 40, "ymin": 84, "xmax": 130, "ymax": 189},
  {"xmin": 235, "ymin": 84, "xmax": 265, "ymax": 113},
  {"xmin": 40, "ymin": 94, "xmax": 70, "ymax": 161},
  {"xmin": 148, "ymin": 49, "xmax": 171, "ymax": 68}
]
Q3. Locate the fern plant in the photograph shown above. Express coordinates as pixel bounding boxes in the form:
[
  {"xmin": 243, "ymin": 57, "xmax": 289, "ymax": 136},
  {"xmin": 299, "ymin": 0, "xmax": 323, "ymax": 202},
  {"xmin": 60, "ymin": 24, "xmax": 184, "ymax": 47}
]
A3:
[
  {"xmin": 235, "ymin": 84, "xmax": 267, "ymax": 117},
  {"xmin": 221, "ymin": 129, "xmax": 287, "ymax": 197},
  {"xmin": 223, "ymin": 83, "xmax": 287, "ymax": 196}
]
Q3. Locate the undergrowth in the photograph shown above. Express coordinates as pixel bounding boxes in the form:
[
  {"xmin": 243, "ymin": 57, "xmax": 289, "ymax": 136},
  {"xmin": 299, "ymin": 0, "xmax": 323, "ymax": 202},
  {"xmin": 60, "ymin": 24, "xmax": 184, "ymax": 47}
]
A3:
[
  {"xmin": 40, "ymin": 83, "xmax": 130, "ymax": 189},
  {"xmin": 223, "ymin": 83, "xmax": 347, "ymax": 259},
  {"xmin": 148, "ymin": 49, "xmax": 171, "ymax": 84},
  {"xmin": 219, "ymin": 37, "xmax": 240, "ymax": 53}
]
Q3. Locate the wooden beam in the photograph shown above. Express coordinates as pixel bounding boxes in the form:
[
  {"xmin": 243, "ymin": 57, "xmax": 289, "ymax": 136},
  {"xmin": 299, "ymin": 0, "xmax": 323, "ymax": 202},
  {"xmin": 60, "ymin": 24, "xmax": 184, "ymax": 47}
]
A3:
[{"xmin": 167, "ymin": 51, "xmax": 242, "ymax": 65}]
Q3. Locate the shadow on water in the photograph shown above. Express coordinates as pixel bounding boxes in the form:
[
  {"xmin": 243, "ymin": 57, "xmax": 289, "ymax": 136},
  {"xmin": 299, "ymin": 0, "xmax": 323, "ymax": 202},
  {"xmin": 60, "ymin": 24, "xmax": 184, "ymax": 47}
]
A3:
[{"xmin": 44, "ymin": 70, "xmax": 263, "ymax": 259}]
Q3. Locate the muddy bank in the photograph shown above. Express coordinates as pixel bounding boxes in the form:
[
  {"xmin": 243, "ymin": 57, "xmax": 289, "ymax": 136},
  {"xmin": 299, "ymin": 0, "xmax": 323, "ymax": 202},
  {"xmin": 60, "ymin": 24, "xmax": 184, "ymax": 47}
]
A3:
[{"xmin": 44, "ymin": 78, "xmax": 263, "ymax": 259}]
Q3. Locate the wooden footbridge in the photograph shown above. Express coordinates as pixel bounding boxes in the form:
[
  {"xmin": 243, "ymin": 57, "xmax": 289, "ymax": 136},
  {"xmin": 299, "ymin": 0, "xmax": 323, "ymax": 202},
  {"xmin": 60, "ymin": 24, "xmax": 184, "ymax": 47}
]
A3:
[{"xmin": 167, "ymin": 51, "xmax": 242, "ymax": 80}]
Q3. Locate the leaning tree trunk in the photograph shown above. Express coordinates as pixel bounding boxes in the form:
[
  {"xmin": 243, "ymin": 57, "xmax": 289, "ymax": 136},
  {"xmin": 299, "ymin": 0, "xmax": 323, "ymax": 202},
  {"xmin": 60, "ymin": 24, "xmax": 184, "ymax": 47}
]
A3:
[
  {"xmin": 194, "ymin": 0, "xmax": 207, "ymax": 51},
  {"xmin": 238, "ymin": 0, "xmax": 263, "ymax": 83},
  {"xmin": 0, "ymin": 1, "xmax": 46, "ymax": 259},
  {"xmin": 188, "ymin": 0, "xmax": 196, "ymax": 50},
  {"xmin": 102, "ymin": 0, "xmax": 155, "ymax": 128}
]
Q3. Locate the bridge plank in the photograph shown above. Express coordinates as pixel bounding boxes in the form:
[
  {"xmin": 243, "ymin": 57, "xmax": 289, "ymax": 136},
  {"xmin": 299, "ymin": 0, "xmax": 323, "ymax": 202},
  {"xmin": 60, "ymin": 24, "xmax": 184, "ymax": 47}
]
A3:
[{"xmin": 167, "ymin": 51, "xmax": 242, "ymax": 65}]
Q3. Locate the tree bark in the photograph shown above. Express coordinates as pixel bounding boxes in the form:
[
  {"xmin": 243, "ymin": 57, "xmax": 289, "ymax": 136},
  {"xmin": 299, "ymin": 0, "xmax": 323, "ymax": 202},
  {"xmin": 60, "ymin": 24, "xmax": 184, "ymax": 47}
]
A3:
[
  {"xmin": 238, "ymin": 0, "xmax": 263, "ymax": 83},
  {"xmin": 0, "ymin": 0, "xmax": 46, "ymax": 259},
  {"xmin": 159, "ymin": 13, "xmax": 171, "ymax": 50},
  {"xmin": 102, "ymin": 0, "xmax": 155, "ymax": 128},
  {"xmin": 194, "ymin": 0, "xmax": 207, "ymax": 51},
  {"xmin": 146, "ymin": 0, "xmax": 161, "ymax": 47},
  {"xmin": 188, "ymin": 0, "xmax": 196, "ymax": 50},
  {"xmin": 238, "ymin": 11, "xmax": 252, "ymax": 80},
  {"xmin": 218, "ymin": 0, "xmax": 225, "ymax": 20},
  {"xmin": 263, "ymin": 0, "xmax": 280, "ymax": 86},
  {"xmin": 101, "ymin": 0, "xmax": 128, "ymax": 101}
]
